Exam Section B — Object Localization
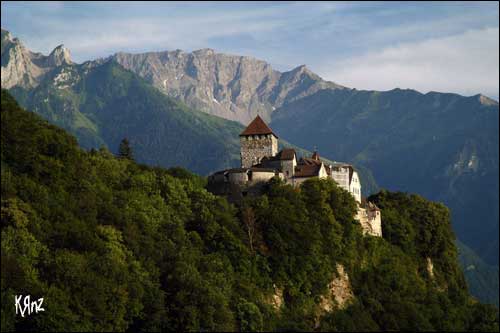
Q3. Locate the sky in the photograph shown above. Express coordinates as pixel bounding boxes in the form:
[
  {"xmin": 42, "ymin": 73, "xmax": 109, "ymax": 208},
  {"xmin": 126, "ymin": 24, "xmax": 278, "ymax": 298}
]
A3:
[{"xmin": 2, "ymin": 1, "xmax": 499, "ymax": 100}]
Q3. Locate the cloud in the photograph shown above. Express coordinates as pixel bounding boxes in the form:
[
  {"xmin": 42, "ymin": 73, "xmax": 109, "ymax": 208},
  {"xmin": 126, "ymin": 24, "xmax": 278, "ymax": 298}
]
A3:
[
  {"xmin": 320, "ymin": 27, "xmax": 499, "ymax": 99},
  {"xmin": 4, "ymin": 3, "xmax": 292, "ymax": 61}
]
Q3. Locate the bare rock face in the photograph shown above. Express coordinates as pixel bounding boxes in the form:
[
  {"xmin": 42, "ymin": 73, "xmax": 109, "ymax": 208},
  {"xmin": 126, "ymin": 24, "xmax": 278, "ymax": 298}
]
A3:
[
  {"xmin": 315, "ymin": 263, "xmax": 355, "ymax": 327},
  {"xmin": 318, "ymin": 264, "xmax": 355, "ymax": 313},
  {"xmin": 113, "ymin": 49, "xmax": 344, "ymax": 124},
  {"xmin": 1, "ymin": 29, "xmax": 41, "ymax": 89},
  {"xmin": 46, "ymin": 44, "xmax": 72, "ymax": 67},
  {"xmin": 263, "ymin": 284, "xmax": 284, "ymax": 312},
  {"xmin": 1, "ymin": 29, "xmax": 72, "ymax": 89},
  {"xmin": 478, "ymin": 94, "xmax": 498, "ymax": 106},
  {"xmin": 427, "ymin": 257, "xmax": 435, "ymax": 279},
  {"xmin": 266, "ymin": 284, "xmax": 284, "ymax": 311}
]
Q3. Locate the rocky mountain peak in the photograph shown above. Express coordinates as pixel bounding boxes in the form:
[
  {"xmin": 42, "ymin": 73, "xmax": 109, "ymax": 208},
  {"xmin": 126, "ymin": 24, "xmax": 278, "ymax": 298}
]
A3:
[
  {"xmin": 292, "ymin": 64, "xmax": 308, "ymax": 72},
  {"xmin": 287, "ymin": 64, "xmax": 322, "ymax": 81},
  {"xmin": 1, "ymin": 28, "xmax": 24, "ymax": 55},
  {"xmin": 1, "ymin": 28, "xmax": 13, "ymax": 43},
  {"xmin": 47, "ymin": 44, "xmax": 72, "ymax": 66},
  {"xmin": 1, "ymin": 31, "xmax": 75, "ymax": 89},
  {"xmin": 478, "ymin": 94, "xmax": 498, "ymax": 106}
]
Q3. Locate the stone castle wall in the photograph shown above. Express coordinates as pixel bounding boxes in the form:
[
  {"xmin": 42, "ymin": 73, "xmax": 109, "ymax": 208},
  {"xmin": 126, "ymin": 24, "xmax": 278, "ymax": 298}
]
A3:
[
  {"xmin": 240, "ymin": 134, "xmax": 278, "ymax": 168},
  {"xmin": 355, "ymin": 206, "xmax": 382, "ymax": 236},
  {"xmin": 281, "ymin": 159, "xmax": 296, "ymax": 179},
  {"xmin": 228, "ymin": 172, "xmax": 248, "ymax": 184}
]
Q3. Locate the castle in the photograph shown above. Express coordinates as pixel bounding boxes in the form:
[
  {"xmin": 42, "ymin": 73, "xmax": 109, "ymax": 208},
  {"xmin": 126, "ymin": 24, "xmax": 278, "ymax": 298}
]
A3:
[{"xmin": 208, "ymin": 116, "xmax": 382, "ymax": 237}]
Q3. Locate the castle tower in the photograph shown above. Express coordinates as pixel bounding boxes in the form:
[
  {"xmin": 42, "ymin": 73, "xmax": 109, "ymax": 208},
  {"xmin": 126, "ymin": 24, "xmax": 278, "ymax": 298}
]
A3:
[{"xmin": 239, "ymin": 115, "xmax": 278, "ymax": 168}]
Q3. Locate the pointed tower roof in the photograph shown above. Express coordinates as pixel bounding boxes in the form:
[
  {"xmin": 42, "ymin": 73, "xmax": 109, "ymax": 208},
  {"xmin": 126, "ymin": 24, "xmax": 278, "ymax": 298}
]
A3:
[{"xmin": 240, "ymin": 115, "xmax": 278, "ymax": 137}]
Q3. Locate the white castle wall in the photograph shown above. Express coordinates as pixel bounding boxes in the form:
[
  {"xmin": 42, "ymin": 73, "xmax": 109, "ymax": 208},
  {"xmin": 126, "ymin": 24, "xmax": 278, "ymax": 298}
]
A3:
[
  {"xmin": 349, "ymin": 172, "xmax": 362, "ymax": 203},
  {"xmin": 251, "ymin": 170, "xmax": 277, "ymax": 182}
]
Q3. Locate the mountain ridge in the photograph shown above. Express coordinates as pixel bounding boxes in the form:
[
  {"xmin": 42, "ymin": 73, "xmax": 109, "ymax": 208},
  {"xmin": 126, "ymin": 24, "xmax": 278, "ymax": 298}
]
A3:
[
  {"xmin": 1, "ymin": 28, "xmax": 73, "ymax": 89},
  {"xmin": 111, "ymin": 47, "xmax": 344, "ymax": 124}
]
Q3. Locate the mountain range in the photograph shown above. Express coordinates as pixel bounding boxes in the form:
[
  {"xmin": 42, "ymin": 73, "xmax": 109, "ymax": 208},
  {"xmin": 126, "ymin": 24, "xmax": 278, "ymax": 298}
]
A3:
[
  {"xmin": 113, "ymin": 49, "xmax": 343, "ymax": 124},
  {"xmin": 1, "ymin": 28, "xmax": 498, "ymax": 306}
]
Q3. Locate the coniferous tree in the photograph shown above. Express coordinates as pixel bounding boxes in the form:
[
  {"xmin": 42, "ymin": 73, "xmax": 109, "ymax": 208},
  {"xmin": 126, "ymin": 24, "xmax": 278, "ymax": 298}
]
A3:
[{"xmin": 118, "ymin": 138, "xmax": 134, "ymax": 161}]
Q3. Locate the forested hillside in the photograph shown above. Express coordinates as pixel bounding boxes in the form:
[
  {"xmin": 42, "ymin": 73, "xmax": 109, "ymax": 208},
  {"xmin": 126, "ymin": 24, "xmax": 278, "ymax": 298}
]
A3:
[
  {"xmin": 271, "ymin": 88, "xmax": 499, "ymax": 267},
  {"xmin": 1, "ymin": 90, "xmax": 498, "ymax": 331},
  {"xmin": 8, "ymin": 59, "xmax": 244, "ymax": 175}
]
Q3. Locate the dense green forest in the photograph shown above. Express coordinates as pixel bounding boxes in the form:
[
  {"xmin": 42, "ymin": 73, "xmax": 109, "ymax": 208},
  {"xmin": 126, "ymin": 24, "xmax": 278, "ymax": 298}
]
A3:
[
  {"xmin": 1, "ymin": 89, "xmax": 498, "ymax": 331},
  {"xmin": 8, "ymin": 60, "xmax": 244, "ymax": 175},
  {"xmin": 271, "ymin": 88, "xmax": 500, "ymax": 266}
]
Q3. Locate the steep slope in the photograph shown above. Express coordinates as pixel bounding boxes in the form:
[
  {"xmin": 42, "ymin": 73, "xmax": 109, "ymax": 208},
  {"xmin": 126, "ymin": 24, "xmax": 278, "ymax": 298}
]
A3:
[
  {"xmin": 112, "ymin": 49, "xmax": 343, "ymax": 124},
  {"xmin": 2, "ymin": 92, "xmax": 498, "ymax": 331},
  {"xmin": 457, "ymin": 240, "xmax": 499, "ymax": 307},
  {"xmin": 271, "ymin": 88, "xmax": 499, "ymax": 266},
  {"xmin": 8, "ymin": 59, "xmax": 244, "ymax": 175}
]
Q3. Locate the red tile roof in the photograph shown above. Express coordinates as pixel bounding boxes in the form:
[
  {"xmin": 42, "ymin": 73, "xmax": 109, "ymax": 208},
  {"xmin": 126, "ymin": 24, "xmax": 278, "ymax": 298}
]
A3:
[
  {"xmin": 240, "ymin": 115, "xmax": 277, "ymax": 137},
  {"xmin": 300, "ymin": 157, "xmax": 322, "ymax": 166},
  {"xmin": 294, "ymin": 164, "xmax": 321, "ymax": 178}
]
